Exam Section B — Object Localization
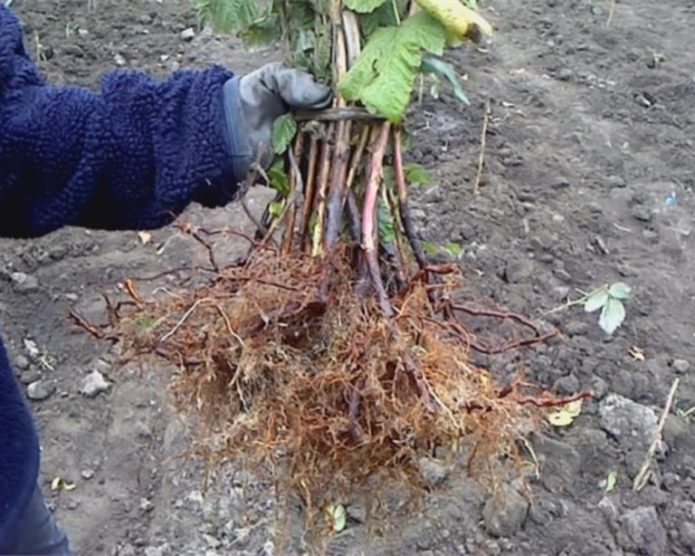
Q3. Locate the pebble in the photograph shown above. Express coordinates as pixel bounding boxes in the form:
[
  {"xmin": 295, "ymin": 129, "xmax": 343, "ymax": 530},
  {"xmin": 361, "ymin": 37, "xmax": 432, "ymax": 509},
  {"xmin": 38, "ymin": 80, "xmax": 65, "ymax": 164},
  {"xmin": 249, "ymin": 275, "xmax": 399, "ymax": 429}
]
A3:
[
  {"xmin": 180, "ymin": 27, "xmax": 196, "ymax": 41},
  {"xmin": 26, "ymin": 380, "xmax": 55, "ymax": 401},
  {"xmin": 135, "ymin": 421, "xmax": 153, "ymax": 438},
  {"xmin": 61, "ymin": 44, "xmax": 85, "ymax": 58},
  {"xmin": 139, "ymin": 498, "xmax": 154, "ymax": 513},
  {"xmin": 417, "ymin": 457, "xmax": 449, "ymax": 486},
  {"xmin": 679, "ymin": 521, "xmax": 695, "ymax": 552},
  {"xmin": 23, "ymin": 339, "xmax": 40, "ymax": 360},
  {"xmin": 672, "ymin": 359, "xmax": 690, "ymax": 374},
  {"xmin": 631, "ymin": 207, "xmax": 652, "ymax": 222},
  {"xmin": 80, "ymin": 370, "xmax": 110, "ymax": 398},
  {"xmin": 606, "ymin": 175, "xmax": 626, "ymax": 188},
  {"xmin": 553, "ymin": 374, "xmax": 580, "ymax": 396},
  {"xmin": 505, "ymin": 259, "xmax": 534, "ymax": 283},
  {"xmin": 114, "ymin": 53, "xmax": 127, "ymax": 67},
  {"xmin": 11, "ymin": 272, "xmax": 39, "ymax": 293},
  {"xmin": 81, "ymin": 468, "xmax": 95, "ymax": 480},
  {"xmin": 482, "ymin": 484, "xmax": 529, "ymax": 538},
  {"xmin": 620, "ymin": 506, "xmax": 667, "ymax": 556},
  {"xmin": 599, "ymin": 393, "xmax": 657, "ymax": 450},
  {"xmin": 556, "ymin": 68, "xmax": 574, "ymax": 81},
  {"xmin": 66, "ymin": 500, "xmax": 80, "ymax": 510},
  {"xmin": 19, "ymin": 369, "xmax": 42, "ymax": 385},
  {"xmin": 14, "ymin": 355, "xmax": 30, "ymax": 370},
  {"xmin": 552, "ymin": 177, "xmax": 570, "ymax": 189}
]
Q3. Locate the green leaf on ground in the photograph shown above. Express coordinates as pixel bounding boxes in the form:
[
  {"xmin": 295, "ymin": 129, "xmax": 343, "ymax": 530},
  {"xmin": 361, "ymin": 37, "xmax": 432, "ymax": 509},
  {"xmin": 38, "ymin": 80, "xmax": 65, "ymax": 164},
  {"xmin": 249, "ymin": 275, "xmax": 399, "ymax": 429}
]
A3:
[
  {"xmin": 403, "ymin": 163, "xmax": 432, "ymax": 185},
  {"xmin": 584, "ymin": 288, "xmax": 609, "ymax": 313},
  {"xmin": 599, "ymin": 297, "xmax": 626, "ymax": 335},
  {"xmin": 608, "ymin": 282, "xmax": 632, "ymax": 300}
]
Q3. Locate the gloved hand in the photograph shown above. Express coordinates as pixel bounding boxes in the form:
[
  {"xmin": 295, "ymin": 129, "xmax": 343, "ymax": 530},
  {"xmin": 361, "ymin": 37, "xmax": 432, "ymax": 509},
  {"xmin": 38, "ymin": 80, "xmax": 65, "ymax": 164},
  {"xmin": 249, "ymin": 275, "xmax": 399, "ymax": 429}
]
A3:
[{"xmin": 223, "ymin": 62, "xmax": 333, "ymax": 183}]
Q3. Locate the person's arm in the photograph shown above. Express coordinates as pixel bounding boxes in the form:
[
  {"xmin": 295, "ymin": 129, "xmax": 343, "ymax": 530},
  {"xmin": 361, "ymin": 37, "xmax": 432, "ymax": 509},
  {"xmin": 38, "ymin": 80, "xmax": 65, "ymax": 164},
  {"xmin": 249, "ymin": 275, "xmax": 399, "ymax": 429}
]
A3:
[{"xmin": 0, "ymin": 6, "xmax": 331, "ymax": 238}]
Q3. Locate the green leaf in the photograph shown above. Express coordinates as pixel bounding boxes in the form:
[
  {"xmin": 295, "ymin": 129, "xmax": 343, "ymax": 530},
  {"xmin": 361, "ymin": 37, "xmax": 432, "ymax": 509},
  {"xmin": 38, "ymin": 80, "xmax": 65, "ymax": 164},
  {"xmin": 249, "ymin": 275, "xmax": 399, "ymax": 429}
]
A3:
[
  {"xmin": 269, "ymin": 201, "xmax": 285, "ymax": 217},
  {"xmin": 239, "ymin": 13, "xmax": 281, "ymax": 51},
  {"xmin": 267, "ymin": 160, "xmax": 290, "ymax": 196},
  {"xmin": 404, "ymin": 163, "xmax": 432, "ymax": 185},
  {"xmin": 339, "ymin": 12, "xmax": 447, "ymax": 122},
  {"xmin": 325, "ymin": 504, "xmax": 347, "ymax": 533},
  {"xmin": 599, "ymin": 297, "xmax": 626, "ymax": 335},
  {"xmin": 423, "ymin": 242, "xmax": 438, "ymax": 255},
  {"xmin": 608, "ymin": 282, "xmax": 632, "ymax": 300},
  {"xmin": 443, "ymin": 242, "xmax": 462, "ymax": 256},
  {"xmin": 584, "ymin": 288, "xmax": 609, "ymax": 313},
  {"xmin": 421, "ymin": 55, "xmax": 469, "ymax": 106},
  {"xmin": 344, "ymin": 0, "xmax": 388, "ymax": 13},
  {"xmin": 193, "ymin": 0, "xmax": 258, "ymax": 33},
  {"xmin": 360, "ymin": 0, "xmax": 409, "ymax": 36},
  {"xmin": 378, "ymin": 196, "xmax": 396, "ymax": 245},
  {"xmin": 271, "ymin": 113, "xmax": 297, "ymax": 155},
  {"xmin": 605, "ymin": 470, "xmax": 618, "ymax": 494},
  {"xmin": 134, "ymin": 316, "xmax": 156, "ymax": 329}
]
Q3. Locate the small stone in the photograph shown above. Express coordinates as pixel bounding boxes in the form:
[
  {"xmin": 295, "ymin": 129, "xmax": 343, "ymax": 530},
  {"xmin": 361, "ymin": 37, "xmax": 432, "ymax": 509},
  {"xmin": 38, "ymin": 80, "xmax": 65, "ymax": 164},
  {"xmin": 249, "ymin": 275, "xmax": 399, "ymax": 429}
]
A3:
[
  {"xmin": 563, "ymin": 320, "xmax": 589, "ymax": 337},
  {"xmin": 553, "ymin": 268, "xmax": 573, "ymax": 283},
  {"xmin": 679, "ymin": 521, "xmax": 695, "ymax": 551},
  {"xmin": 553, "ymin": 374, "xmax": 580, "ymax": 396},
  {"xmin": 11, "ymin": 272, "xmax": 39, "ymax": 293},
  {"xmin": 620, "ymin": 506, "xmax": 667, "ymax": 556},
  {"xmin": 27, "ymin": 380, "xmax": 55, "ymax": 401},
  {"xmin": 180, "ymin": 27, "xmax": 196, "ymax": 41},
  {"xmin": 14, "ymin": 355, "xmax": 30, "ymax": 370},
  {"xmin": 662, "ymin": 472, "xmax": 680, "ymax": 490},
  {"xmin": 61, "ymin": 44, "xmax": 85, "ymax": 58},
  {"xmin": 114, "ymin": 54, "xmax": 127, "ymax": 67},
  {"xmin": 81, "ymin": 468, "xmax": 95, "ymax": 480},
  {"xmin": 135, "ymin": 421, "xmax": 153, "ymax": 438},
  {"xmin": 417, "ymin": 457, "xmax": 449, "ymax": 486},
  {"xmin": 505, "ymin": 259, "xmax": 534, "ymax": 283},
  {"xmin": 80, "ymin": 370, "xmax": 110, "ymax": 398},
  {"xmin": 66, "ymin": 500, "xmax": 80, "ymax": 510},
  {"xmin": 23, "ymin": 339, "xmax": 40, "ymax": 360},
  {"xmin": 482, "ymin": 484, "xmax": 529, "ymax": 538},
  {"xmin": 606, "ymin": 175, "xmax": 626, "ymax": 188},
  {"xmin": 346, "ymin": 500, "xmax": 366, "ymax": 523},
  {"xmin": 203, "ymin": 534, "xmax": 221, "ymax": 549},
  {"xmin": 139, "ymin": 498, "xmax": 154, "ymax": 513},
  {"xmin": 599, "ymin": 394, "xmax": 658, "ymax": 450},
  {"xmin": 556, "ymin": 68, "xmax": 573, "ymax": 81},
  {"xmin": 631, "ymin": 207, "xmax": 652, "ymax": 222},
  {"xmin": 19, "ymin": 369, "xmax": 42, "ymax": 385},
  {"xmin": 552, "ymin": 177, "xmax": 570, "ymax": 189},
  {"xmin": 672, "ymin": 359, "xmax": 690, "ymax": 374},
  {"xmin": 421, "ymin": 185, "xmax": 442, "ymax": 204},
  {"xmin": 410, "ymin": 208, "xmax": 426, "ymax": 221}
]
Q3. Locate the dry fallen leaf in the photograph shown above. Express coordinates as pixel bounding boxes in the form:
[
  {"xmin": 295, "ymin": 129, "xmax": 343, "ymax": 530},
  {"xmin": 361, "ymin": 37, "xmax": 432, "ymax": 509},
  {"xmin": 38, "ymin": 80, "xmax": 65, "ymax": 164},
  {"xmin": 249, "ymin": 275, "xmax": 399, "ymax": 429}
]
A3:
[
  {"xmin": 629, "ymin": 346, "xmax": 645, "ymax": 361},
  {"xmin": 51, "ymin": 477, "xmax": 77, "ymax": 492},
  {"xmin": 547, "ymin": 399, "xmax": 583, "ymax": 427},
  {"xmin": 137, "ymin": 231, "xmax": 152, "ymax": 246}
]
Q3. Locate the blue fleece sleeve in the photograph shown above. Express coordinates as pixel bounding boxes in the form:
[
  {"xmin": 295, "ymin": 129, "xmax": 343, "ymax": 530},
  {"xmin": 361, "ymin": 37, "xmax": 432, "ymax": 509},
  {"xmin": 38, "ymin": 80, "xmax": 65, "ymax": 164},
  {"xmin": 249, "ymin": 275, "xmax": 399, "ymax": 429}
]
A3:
[{"xmin": 0, "ymin": 6, "xmax": 239, "ymax": 238}]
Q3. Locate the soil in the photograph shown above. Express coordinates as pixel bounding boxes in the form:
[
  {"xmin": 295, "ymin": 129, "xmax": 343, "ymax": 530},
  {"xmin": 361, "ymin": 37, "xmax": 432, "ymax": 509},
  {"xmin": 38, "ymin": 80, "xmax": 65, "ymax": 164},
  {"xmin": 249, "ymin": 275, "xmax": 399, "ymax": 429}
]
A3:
[{"xmin": 2, "ymin": 0, "xmax": 695, "ymax": 554}]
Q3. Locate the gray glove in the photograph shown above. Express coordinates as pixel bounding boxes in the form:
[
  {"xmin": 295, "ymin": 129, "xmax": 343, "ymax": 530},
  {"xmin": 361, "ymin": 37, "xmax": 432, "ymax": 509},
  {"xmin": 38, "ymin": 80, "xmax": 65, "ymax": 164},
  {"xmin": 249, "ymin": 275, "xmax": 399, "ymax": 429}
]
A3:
[{"xmin": 223, "ymin": 62, "xmax": 332, "ymax": 183}]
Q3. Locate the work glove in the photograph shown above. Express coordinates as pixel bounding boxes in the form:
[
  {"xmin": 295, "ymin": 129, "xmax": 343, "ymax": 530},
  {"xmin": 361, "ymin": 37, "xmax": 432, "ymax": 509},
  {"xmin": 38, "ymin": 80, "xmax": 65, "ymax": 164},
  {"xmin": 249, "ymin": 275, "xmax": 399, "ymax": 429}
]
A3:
[{"xmin": 223, "ymin": 62, "xmax": 333, "ymax": 183}]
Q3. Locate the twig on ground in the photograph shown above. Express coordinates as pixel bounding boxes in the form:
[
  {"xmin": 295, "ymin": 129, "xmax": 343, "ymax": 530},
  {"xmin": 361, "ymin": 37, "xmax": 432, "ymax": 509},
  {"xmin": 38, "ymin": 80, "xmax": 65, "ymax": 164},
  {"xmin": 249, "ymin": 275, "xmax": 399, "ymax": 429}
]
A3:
[
  {"xmin": 633, "ymin": 377, "xmax": 680, "ymax": 491},
  {"xmin": 473, "ymin": 99, "xmax": 491, "ymax": 196}
]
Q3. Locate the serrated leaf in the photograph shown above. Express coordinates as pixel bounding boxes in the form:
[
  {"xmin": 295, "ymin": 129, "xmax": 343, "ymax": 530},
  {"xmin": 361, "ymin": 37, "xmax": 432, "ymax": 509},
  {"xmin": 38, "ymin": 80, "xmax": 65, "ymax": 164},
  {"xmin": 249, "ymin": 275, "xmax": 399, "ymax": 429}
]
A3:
[
  {"xmin": 344, "ymin": 0, "xmax": 388, "ymax": 13},
  {"xmin": 423, "ymin": 242, "xmax": 438, "ymax": 255},
  {"xmin": 339, "ymin": 12, "xmax": 447, "ymax": 122},
  {"xmin": 360, "ymin": 0, "xmax": 409, "ymax": 36},
  {"xmin": 443, "ymin": 242, "xmax": 462, "ymax": 256},
  {"xmin": 421, "ymin": 55, "xmax": 469, "ymax": 105},
  {"xmin": 271, "ymin": 113, "xmax": 297, "ymax": 155},
  {"xmin": 584, "ymin": 288, "xmax": 609, "ymax": 313},
  {"xmin": 193, "ymin": 0, "xmax": 258, "ymax": 33},
  {"xmin": 240, "ymin": 13, "xmax": 281, "ymax": 51},
  {"xmin": 547, "ymin": 399, "xmax": 583, "ymax": 427},
  {"xmin": 608, "ymin": 282, "xmax": 632, "ymax": 300},
  {"xmin": 404, "ymin": 163, "xmax": 432, "ymax": 185},
  {"xmin": 267, "ymin": 160, "xmax": 290, "ymax": 196},
  {"xmin": 599, "ymin": 297, "xmax": 626, "ymax": 335}
]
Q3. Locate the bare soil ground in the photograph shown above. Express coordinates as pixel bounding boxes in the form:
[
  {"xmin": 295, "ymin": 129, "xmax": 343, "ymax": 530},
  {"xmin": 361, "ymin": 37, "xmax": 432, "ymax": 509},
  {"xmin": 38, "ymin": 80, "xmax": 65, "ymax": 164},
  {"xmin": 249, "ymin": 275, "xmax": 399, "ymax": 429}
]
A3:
[{"xmin": 2, "ymin": 0, "xmax": 695, "ymax": 554}]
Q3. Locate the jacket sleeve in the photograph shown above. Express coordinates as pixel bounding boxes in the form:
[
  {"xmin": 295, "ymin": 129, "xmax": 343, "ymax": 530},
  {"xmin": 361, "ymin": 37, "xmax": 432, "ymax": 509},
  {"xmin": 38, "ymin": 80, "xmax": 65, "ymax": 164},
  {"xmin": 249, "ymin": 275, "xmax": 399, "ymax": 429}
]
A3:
[{"xmin": 0, "ymin": 6, "xmax": 239, "ymax": 238}]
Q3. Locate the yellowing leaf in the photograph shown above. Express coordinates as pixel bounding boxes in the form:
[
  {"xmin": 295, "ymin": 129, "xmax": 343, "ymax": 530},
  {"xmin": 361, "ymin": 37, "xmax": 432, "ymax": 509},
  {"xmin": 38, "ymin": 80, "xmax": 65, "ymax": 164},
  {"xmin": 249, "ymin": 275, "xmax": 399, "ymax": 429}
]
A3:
[
  {"xmin": 325, "ymin": 504, "xmax": 347, "ymax": 533},
  {"xmin": 547, "ymin": 399, "xmax": 583, "ymax": 427},
  {"xmin": 414, "ymin": 0, "xmax": 493, "ymax": 41},
  {"xmin": 629, "ymin": 346, "xmax": 645, "ymax": 361},
  {"xmin": 64, "ymin": 481, "xmax": 77, "ymax": 491},
  {"xmin": 605, "ymin": 470, "xmax": 618, "ymax": 493},
  {"xmin": 51, "ymin": 477, "xmax": 62, "ymax": 491}
]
